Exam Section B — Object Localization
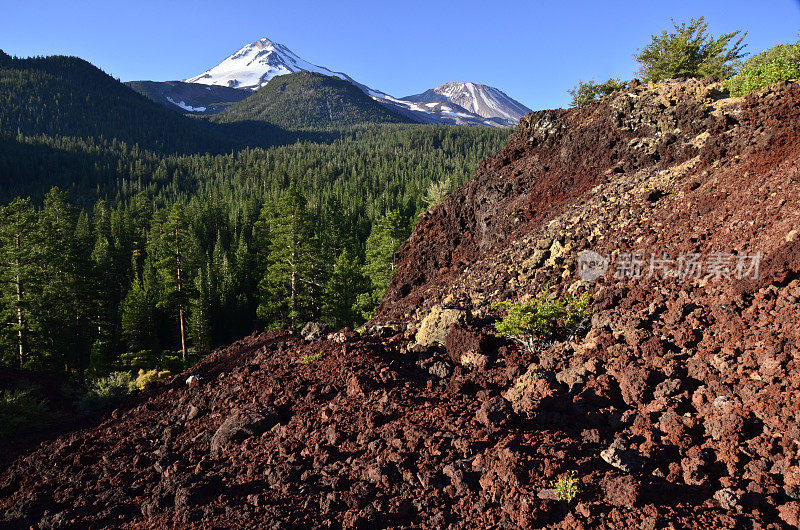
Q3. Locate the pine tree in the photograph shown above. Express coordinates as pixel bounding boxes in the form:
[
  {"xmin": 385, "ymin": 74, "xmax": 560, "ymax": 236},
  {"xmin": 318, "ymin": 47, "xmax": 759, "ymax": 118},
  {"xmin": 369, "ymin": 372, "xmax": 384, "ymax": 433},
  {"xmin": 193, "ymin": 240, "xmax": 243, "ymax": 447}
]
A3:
[
  {"xmin": 152, "ymin": 204, "xmax": 198, "ymax": 360},
  {"xmin": 323, "ymin": 249, "xmax": 370, "ymax": 329},
  {"xmin": 256, "ymin": 185, "xmax": 321, "ymax": 329},
  {"xmin": 189, "ymin": 265, "xmax": 212, "ymax": 353},
  {"xmin": 120, "ymin": 264, "xmax": 159, "ymax": 356},
  {"xmin": 36, "ymin": 188, "xmax": 83, "ymax": 375},
  {"xmin": 0, "ymin": 198, "xmax": 39, "ymax": 368},
  {"xmin": 357, "ymin": 211, "xmax": 409, "ymax": 316}
]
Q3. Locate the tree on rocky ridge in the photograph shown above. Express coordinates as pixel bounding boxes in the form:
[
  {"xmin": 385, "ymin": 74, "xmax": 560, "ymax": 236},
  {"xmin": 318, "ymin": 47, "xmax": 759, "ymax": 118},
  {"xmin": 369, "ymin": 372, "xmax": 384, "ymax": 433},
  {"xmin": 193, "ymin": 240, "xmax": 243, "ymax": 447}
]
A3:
[{"xmin": 635, "ymin": 16, "xmax": 747, "ymax": 82}]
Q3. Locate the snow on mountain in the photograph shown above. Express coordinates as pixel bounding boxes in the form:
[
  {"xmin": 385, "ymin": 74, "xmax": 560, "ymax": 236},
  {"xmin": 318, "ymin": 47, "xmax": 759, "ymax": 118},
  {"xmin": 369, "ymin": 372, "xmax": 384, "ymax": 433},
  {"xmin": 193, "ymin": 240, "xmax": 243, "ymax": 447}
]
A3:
[
  {"xmin": 185, "ymin": 38, "xmax": 360, "ymax": 91},
  {"xmin": 183, "ymin": 38, "xmax": 527, "ymax": 127},
  {"xmin": 403, "ymin": 82, "xmax": 532, "ymax": 124}
]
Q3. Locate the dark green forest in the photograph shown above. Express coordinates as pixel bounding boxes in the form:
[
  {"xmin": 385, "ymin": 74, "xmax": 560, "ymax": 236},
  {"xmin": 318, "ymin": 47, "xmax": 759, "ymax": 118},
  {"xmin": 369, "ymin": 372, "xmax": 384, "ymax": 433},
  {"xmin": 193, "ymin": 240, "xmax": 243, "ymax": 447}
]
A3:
[{"xmin": 0, "ymin": 51, "xmax": 511, "ymax": 382}]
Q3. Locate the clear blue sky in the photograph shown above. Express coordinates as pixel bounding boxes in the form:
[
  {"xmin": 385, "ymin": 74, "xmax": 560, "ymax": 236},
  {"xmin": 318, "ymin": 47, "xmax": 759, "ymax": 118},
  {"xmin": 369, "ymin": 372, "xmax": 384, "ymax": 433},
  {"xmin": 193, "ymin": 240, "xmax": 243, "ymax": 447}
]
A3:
[{"xmin": 3, "ymin": 0, "xmax": 799, "ymax": 110}]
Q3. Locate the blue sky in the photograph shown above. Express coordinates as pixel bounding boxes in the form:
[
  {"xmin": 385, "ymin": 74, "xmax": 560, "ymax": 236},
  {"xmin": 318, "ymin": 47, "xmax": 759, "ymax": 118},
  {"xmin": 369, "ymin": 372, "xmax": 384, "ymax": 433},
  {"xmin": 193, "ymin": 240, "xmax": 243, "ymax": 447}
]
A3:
[{"xmin": 3, "ymin": 0, "xmax": 799, "ymax": 110}]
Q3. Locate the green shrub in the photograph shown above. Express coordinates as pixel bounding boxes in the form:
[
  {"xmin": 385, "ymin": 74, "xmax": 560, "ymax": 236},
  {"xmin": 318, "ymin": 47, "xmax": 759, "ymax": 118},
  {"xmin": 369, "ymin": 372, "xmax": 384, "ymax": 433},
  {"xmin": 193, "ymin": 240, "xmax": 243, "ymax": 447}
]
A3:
[
  {"xmin": 0, "ymin": 385, "xmax": 59, "ymax": 437},
  {"xmin": 724, "ymin": 41, "xmax": 800, "ymax": 96},
  {"xmin": 134, "ymin": 368, "xmax": 171, "ymax": 390},
  {"xmin": 552, "ymin": 471, "xmax": 580, "ymax": 502},
  {"xmin": 423, "ymin": 177, "xmax": 454, "ymax": 208},
  {"xmin": 299, "ymin": 352, "xmax": 325, "ymax": 364},
  {"xmin": 568, "ymin": 78, "xmax": 627, "ymax": 108},
  {"xmin": 78, "ymin": 371, "xmax": 136, "ymax": 413},
  {"xmin": 635, "ymin": 16, "xmax": 747, "ymax": 82},
  {"xmin": 493, "ymin": 290, "xmax": 591, "ymax": 353}
]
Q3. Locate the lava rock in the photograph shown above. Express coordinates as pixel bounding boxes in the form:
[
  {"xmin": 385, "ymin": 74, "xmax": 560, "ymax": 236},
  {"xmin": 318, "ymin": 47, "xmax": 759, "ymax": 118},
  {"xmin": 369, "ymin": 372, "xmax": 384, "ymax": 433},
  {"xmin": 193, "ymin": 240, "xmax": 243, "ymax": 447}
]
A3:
[
  {"xmin": 428, "ymin": 361, "xmax": 452, "ymax": 379},
  {"xmin": 600, "ymin": 438, "xmax": 642, "ymax": 473},
  {"xmin": 475, "ymin": 396, "xmax": 511, "ymax": 427},
  {"xmin": 601, "ymin": 473, "xmax": 641, "ymax": 507},
  {"xmin": 210, "ymin": 407, "xmax": 279, "ymax": 456}
]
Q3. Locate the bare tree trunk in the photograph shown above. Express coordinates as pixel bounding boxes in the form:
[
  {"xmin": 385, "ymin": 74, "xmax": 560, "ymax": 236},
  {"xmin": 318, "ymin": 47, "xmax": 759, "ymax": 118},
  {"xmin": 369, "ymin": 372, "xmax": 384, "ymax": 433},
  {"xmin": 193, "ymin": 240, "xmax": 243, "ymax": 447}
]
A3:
[
  {"xmin": 16, "ymin": 272, "xmax": 24, "ymax": 368},
  {"xmin": 175, "ymin": 225, "xmax": 187, "ymax": 361},
  {"xmin": 14, "ymin": 229, "xmax": 26, "ymax": 368}
]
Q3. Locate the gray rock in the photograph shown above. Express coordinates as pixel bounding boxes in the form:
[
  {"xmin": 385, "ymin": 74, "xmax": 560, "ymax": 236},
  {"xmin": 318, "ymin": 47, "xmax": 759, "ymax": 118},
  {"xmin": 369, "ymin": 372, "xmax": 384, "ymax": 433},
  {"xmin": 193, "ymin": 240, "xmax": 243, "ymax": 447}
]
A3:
[
  {"xmin": 428, "ymin": 361, "xmax": 452, "ymax": 379},
  {"xmin": 300, "ymin": 321, "xmax": 328, "ymax": 341},
  {"xmin": 713, "ymin": 488, "xmax": 741, "ymax": 511},
  {"xmin": 600, "ymin": 438, "xmax": 642, "ymax": 473}
]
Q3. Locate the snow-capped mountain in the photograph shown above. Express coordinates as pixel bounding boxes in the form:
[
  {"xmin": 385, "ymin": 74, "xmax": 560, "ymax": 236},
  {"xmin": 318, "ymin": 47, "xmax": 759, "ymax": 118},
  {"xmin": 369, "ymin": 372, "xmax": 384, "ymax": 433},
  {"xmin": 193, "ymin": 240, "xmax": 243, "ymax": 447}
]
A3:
[
  {"xmin": 402, "ymin": 82, "xmax": 532, "ymax": 124},
  {"xmin": 185, "ymin": 38, "xmax": 363, "ymax": 91},
  {"xmin": 182, "ymin": 37, "xmax": 530, "ymax": 127}
]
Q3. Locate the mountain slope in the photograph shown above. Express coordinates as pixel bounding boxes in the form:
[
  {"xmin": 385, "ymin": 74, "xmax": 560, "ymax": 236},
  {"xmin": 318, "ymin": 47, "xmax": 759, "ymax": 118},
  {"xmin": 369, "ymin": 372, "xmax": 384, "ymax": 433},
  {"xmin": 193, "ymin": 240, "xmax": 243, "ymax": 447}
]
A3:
[
  {"xmin": 403, "ymin": 82, "xmax": 532, "ymax": 124},
  {"xmin": 0, "ymin": 53, "xmax": 224, "ymax": 154},
  {"xmin": 125, "ymin": 80, "xmax": 250, "ymax": 114},
  {"xmin": 213, "ymin": 71, "xmax": 409, "ymax": 129}
]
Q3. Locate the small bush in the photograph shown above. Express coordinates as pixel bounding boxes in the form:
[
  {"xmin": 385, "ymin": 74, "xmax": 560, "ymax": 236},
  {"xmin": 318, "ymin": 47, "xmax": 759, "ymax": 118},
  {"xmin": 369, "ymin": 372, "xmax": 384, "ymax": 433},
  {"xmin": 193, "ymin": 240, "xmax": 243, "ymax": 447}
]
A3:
[
  {"xmin": 724, "ymin": 41, "xmax": 800, "ymax": 96},
  {"xmin": 0, "ymin": 385, "xmax": 58, "ymax": 437},
  {"xmin": 134, "ymin": 369, "xmax": 171, "ymax": 390},
  {"xmin": 299, "ymin": 352, "xmax": 325, "ymax": 364},
  {"xmin": 79, "ymin": 371, "xmax": 136, "ymax": 413},
  {"xmin": 569, "ymin": 78, "xmax": 627, "ymax": 108},
  {"xmin": 493, "ymin": 290, "xmax": 591, "ymax": 353},
  {"xmin": 552, "ymin": 471, "xmax": 580, "ymax": 502},
  {"xmin": 423, "ymin": 177, "xmax": 454, "ymax": 208}
]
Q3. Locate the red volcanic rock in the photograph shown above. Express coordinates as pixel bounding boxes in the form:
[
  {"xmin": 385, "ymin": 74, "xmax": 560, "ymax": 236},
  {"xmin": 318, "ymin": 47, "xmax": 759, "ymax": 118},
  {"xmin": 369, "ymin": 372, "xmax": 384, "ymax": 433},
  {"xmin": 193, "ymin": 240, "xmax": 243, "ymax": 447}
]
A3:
[
  {"xmin": 4, "ymin": 79, "xmax": 800, "ymax": 529},
  {"xmin": 601, "ymin": 473, "xmax": 641, "ymax": 507}
]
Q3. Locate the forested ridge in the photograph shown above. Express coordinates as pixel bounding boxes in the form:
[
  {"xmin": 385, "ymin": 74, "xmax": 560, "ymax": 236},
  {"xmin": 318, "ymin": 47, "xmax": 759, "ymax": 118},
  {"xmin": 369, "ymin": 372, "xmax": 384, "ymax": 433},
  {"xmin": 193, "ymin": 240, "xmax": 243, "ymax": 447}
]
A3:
[{"xmin": 0, "ymin": 52, "xmax": 511, "ymax": 383}]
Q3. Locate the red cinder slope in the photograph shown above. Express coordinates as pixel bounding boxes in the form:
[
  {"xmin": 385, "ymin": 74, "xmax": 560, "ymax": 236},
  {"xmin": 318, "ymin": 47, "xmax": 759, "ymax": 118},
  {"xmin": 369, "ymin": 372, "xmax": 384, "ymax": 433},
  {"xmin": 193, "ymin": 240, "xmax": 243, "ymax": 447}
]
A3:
[{"xmin": 1, "ymin": 79, "xmax": 799, "ymax": 529}]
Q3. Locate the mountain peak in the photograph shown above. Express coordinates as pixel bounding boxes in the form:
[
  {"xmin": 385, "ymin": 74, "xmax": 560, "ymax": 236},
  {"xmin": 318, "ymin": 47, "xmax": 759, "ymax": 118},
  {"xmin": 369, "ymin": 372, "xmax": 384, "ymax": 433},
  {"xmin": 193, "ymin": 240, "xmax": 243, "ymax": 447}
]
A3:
[
  {"xmin": 402, "ymin": 82, "xmax": 532, "ymax": 124},
  {"xmin": 184, "ymin": 38, "xmax": 353, "ymax": 91}
]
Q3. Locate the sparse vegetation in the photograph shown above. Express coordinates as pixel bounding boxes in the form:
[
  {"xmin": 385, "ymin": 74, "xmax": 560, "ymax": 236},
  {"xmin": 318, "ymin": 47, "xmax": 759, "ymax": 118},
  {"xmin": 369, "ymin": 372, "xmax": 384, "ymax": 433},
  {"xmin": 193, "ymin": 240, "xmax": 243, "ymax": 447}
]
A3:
[
  {"xmin": 78, "ymin": 371, "xmax": 136, "ymax": 412},
  {"xmin": 635, "ymin": 16, "xmax": 747, "ymax": 82},
  {"xmin": 724, "ymin": 40, "xmax": 800, "ymax": 96},
  {"xmin": 552, "ymin": 471, "xmax": 580, "ymax": 502},
  {"xmin": 568, "ymin": 78, "xmax": 627, "ymax": 107},
  {"xmin": 493, "ymin": 290, "xmax": 591, "ymax": 353},
  {"xmin": 299, "ymin": 352, "xmax": 325, "ymax": 365}
]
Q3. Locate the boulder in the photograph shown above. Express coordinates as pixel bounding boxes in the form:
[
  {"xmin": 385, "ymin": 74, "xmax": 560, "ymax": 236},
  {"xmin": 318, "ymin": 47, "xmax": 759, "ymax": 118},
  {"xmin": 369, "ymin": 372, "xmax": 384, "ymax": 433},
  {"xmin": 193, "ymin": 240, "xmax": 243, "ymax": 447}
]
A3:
[
  {"xmin": 445, "ymin": 323, "xmax": 493, "ymax": 366},
  {"xmin": 415, "ymin": 307, "xmax": 466, "ymax": 346},
  {"xmin": 503, "ymin": 368, "xmax": 562, "ymax": 416},
  {"xmin": 210, "ymin": 407, "xmax": 279, "ymax": 456}
]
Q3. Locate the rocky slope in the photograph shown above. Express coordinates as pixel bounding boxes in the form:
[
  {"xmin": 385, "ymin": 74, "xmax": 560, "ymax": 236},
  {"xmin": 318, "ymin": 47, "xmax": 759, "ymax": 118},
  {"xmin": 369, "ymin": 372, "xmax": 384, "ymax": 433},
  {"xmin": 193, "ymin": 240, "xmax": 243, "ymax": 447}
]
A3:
[{"xmin": 2, "ymin": 78, "xmax": 799, "ymax": 529}]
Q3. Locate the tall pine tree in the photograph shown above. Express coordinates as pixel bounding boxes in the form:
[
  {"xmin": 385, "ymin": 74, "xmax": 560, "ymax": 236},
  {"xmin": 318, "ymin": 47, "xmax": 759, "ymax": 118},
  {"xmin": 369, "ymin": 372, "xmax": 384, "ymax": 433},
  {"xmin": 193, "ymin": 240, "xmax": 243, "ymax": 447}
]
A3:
[{"xmin": 256, "ymin": 185, "xmax": 322, "ymax": 329}]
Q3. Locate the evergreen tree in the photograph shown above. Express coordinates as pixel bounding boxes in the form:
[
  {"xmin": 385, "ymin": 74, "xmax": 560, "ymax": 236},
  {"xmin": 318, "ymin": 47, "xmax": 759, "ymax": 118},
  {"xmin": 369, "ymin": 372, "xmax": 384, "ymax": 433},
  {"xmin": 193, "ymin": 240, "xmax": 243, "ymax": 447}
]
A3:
[
  {"xmin": 120, "ymin": 266, "xmax": 158, "ymax": 356},
  {"xmin": 256, "ymin": 185, "xmax": 321, "ymax": 329},
  {"xmin": 635, "ymin": 17, "xmax": 747, "ymax": 82},
  {"xmin": 151, "ymin": 204, "xmax": 198, "ymax": 360},
  {"xmin": 323, "ymin": 249, "xmax": 370, "ymax": 329},
  {"xmin": 357, "ymin": 211, "xmax": 409, "ymax": 316},
  {"xmin": 36, "ymin": 188, "xmax": 86, "ymax": 376},
  {"xmin": 189, "ymin": 265, "xmax": 212, "ymax": 354},
  {"xmin": 0, "ymin": 198, "xmax": 39, "ymax": 367}
]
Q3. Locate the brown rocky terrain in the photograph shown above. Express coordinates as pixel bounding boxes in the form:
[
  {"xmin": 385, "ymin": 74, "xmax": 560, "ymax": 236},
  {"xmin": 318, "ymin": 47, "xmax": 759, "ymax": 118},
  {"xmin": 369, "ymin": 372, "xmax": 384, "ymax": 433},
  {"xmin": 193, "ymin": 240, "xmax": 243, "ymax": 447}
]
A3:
[{"xmin": 1, "ymin": 78, "xmax": 799, "ymax": 529}]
